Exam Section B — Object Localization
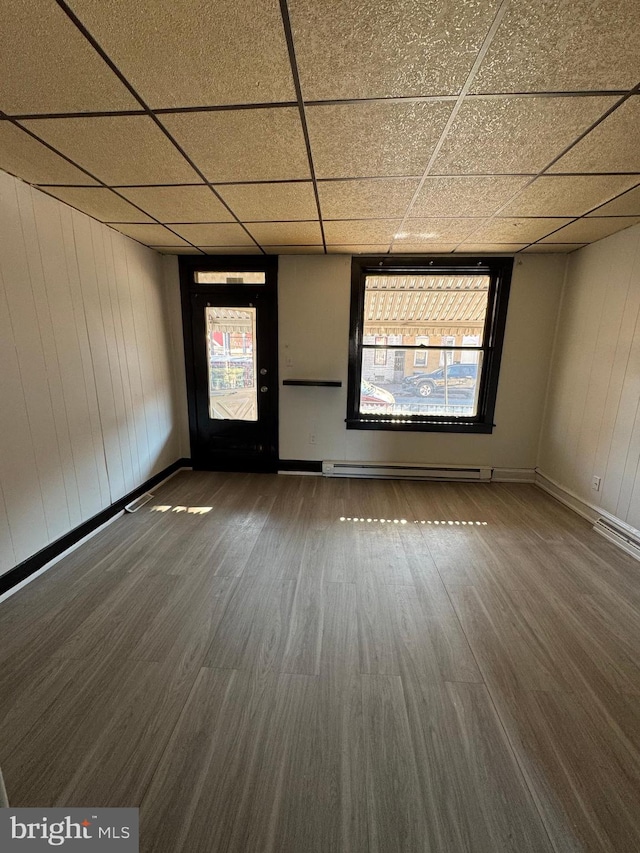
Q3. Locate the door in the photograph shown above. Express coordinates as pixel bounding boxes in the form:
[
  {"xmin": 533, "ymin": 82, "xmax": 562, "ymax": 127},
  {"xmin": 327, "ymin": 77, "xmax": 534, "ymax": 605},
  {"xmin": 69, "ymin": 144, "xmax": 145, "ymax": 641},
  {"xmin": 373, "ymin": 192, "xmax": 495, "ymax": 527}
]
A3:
[{"xmin": 180, "ymin": 258, "xmax": 278, "ymax": 472}]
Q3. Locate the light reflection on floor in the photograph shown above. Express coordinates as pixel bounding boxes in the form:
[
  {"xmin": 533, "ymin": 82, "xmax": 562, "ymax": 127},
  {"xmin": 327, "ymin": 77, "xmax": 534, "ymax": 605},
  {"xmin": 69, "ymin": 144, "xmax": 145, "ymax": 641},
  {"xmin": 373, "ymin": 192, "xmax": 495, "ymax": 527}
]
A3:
[
  {"xmin": 339, "ymin": 517, "xmax": 488, "ymax": 526},
  {"xmin": 150, "ymin": 505, "xmax": 212, "ymax": 515}
]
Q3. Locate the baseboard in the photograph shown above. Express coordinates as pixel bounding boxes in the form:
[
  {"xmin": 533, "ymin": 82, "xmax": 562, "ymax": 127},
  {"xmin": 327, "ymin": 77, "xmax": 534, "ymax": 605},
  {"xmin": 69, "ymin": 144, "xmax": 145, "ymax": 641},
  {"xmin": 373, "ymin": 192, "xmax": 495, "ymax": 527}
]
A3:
[
  {"xmin": 491, "ymin": 468, "xmax": 536, "ymax": 483},
  {"xmin": 278, "ymin": 460, "xmax": 323, "ymax": 474},
  {"xmin": 0, "ymin": 458, "xmax": 191, "ymax": 599},
  {"xmin": 535, "ymin": 469, "xmax": 640, "ymax": 562}
]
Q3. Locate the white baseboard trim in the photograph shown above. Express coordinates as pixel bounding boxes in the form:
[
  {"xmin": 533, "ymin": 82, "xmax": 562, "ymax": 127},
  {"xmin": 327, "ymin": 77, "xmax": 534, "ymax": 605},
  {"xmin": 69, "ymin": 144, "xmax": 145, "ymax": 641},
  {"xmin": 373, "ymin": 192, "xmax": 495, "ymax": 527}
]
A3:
[
  {"xmin": 491, "ymin": 468, "xmax": 536, "ymax": 483},
  {"xmin": 535, "ymin": 469, "xmax": 640, "ymax": 562}
]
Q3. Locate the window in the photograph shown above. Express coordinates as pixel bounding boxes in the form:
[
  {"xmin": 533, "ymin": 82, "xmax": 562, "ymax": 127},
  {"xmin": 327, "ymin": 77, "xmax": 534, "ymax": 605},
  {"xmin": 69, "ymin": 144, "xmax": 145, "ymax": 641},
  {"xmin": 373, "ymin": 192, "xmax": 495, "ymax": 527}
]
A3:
[{"xmin": 347, "ymin": 256, "xmax": 513, "ymax": 433}]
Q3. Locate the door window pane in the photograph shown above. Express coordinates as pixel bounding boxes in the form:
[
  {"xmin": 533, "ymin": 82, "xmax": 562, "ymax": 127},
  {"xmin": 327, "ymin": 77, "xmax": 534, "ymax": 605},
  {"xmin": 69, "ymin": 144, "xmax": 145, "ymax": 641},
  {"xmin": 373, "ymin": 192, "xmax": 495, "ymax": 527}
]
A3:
[
  {"xmin": 206, "ymin": 307, "xmax": 257, "ymax": 421},
  {"xmin": 196, "ymin": 271, "xmax": 266, "ymax": 284}
]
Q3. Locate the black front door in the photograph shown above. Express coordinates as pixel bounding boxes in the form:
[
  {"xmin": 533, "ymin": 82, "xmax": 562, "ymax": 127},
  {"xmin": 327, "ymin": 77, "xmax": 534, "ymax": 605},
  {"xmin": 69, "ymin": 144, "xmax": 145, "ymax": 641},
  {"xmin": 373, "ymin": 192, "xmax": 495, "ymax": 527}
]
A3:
[{"xmin": 180, "ymin": 257, "xmax": 278, "ymax": 472}]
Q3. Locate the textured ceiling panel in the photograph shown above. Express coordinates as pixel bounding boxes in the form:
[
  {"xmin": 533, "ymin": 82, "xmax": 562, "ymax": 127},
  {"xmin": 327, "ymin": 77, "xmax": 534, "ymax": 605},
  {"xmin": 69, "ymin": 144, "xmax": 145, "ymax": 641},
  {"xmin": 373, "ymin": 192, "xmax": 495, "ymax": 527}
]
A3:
[
  {"xmin": 66, "ymin": 0, "xmax": 295, "ymax": 108},
  {"xmin": 110, "ymin": 224, "xmax": 190, "ymax": 246},
  {"xmin": 172, "ymin": 223, "xmax": 256, "ymax": 246},
  {"xmin": 549, "ymin": 98, "xmax": 640, "ymax": 174},
  {"xmin": 306, "ymin": 102, "xmax": 453, "ymax": 178},
  {"xmin": 318, "ymin": 179, "xmax": 419, "ymax": 220},
  {"xmin": 499, "ymin": 175, "xmax": 640, "ymax": 217},
  {"xmin": 472, "ymin": 0, "xmax": 640, "ymax": 94},
  {"xmin": 324, "ymin": 219, "xmax": 402, "ymax": 244},
  {"xmin": 540, "ymin": 217, "xmax": 640, "ymax": 243},
  {"xmin": 391, "ymin": 244, "xmax": 457, "ymax": 254},
  {"xmin": 410, "ymin": 176, "xmax": 530, "ymax": 217},
  {"xmin": 201, "ymin": 246, "xmax": 262, "ymax": 254},
  {"xmin": 264, "ymin": 245, "xmax": 325, "ymax": 254},
  {"xmin": 521, "ymin": 243, "xmax": 587, "ymax": 253},
  {"xmin": 217, "ymin": 182, "xmax": 317, "ymax": 221},
  {"xmin": 467, "ymin": 217, "xmax": 572, "ymax": 243},
  {"xmin": 161, "ymin": 109, "xmax": 309, "ymax": 183},
  {"xmin": 325, "ymin": 244, "xmax": 391, "ymax": 254},
  {"xmin": 0, "ymin": 1, "xmax": 137, "ymax": 114},
  {"xmin": 433, "ymin": 96, "xmax": 615, "ymax": 174},
  {"xmin": 0, "ymin": 122, "xmax": 98, "ymax": 185},
  {"xmin": 455, "ymin": 244, "xmax": 527, "ymax": 253},
  {"xmin": 154, "ymin": 246, "xmax": 203, "ymax": 254},
  {"xmin": 119, "ymin": 185, "xmax": 233, "ymax": 223},
  {"xmin": 43, "ymin": 187, "xmax": 154, "ymax": 222},
  {"xmin": 394, "ymin": 217, "xmax": 482, "ymax": 244},
  {"xmin": 246, "ymin": 221, "xmax": 323, "ymax": 245},
  {"xmin": 289, "ymin": 0, "xmax": 501, "ymax": 100},
  {"xmin": 22, "ymin": 116, "xmax": 200, "ymax": 185},
  {"xmin": 586, "ymin": 184, "xmax": 640, "ymax": 216}
]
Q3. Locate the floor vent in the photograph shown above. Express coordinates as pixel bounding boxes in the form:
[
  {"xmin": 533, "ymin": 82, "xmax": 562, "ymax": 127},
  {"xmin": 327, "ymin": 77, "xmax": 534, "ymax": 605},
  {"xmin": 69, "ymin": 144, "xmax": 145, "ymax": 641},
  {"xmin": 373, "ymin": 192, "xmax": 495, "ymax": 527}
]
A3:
[
  {"xmin": 322, "ymin": 462, "xmax": 491, "ymax": 481},
  {"xmin": 124, "ymin": 492, "xmax": 154, "ymax": 513},
  {"xmin": 593, "ymin": 517, "xmax": 640, "ymax": 562}
]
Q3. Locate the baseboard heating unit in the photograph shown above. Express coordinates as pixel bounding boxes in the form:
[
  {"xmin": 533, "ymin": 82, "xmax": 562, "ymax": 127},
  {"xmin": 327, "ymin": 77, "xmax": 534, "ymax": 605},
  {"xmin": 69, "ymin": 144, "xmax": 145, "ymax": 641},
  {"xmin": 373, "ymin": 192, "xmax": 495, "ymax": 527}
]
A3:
[
  {"xmin": 322, "ymin": 462, "xmax": 491, "ymax": 481},
  {"xmin": 592, "ymin": 517, "xmax": 640, "ymax": 562}
]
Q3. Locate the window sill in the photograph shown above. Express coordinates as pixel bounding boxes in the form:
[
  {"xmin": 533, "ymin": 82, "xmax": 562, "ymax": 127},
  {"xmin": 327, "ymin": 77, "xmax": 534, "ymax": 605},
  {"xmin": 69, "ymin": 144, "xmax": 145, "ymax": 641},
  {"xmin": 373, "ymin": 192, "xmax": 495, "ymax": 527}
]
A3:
[{"xmin": 346, "ymin": 418, "xmax": 495, "ymax": 434}]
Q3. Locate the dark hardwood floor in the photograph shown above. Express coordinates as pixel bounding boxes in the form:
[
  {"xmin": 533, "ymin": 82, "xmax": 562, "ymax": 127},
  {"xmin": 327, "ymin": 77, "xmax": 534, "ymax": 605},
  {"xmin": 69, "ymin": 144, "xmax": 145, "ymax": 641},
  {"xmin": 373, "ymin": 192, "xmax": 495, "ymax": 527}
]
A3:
[{"xmin": 1, "ymin": 471, "xmax": 639, "ymax": 852}]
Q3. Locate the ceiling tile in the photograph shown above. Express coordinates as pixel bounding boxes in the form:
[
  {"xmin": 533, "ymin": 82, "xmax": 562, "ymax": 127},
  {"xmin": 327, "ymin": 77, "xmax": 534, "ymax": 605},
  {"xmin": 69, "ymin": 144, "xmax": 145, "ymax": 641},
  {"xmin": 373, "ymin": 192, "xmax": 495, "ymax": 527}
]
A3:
[
  {"xmin": 410, "ymin": 176, "xmax": 530, "ymax": 217},
  {"xmin": 0, "ymin": 122, "xmax": 98, "ymax": 185},
  {"xmin": 468, "ymin": 217, "xmax": 572, "ymax": 243},
  {"xmin": 325, "ymin": 245, "xmax": 391, "ymax": 254},
  {"xmin": 318, "ymin": 178, "xmax": 419, "ymax": 219},
  {"xmin": 455, "ymin": 244, "xmax": 527, "ymax": 253},
  {"xmin": 394, "ymin": 217, "xmax": 483, "ymax": 244},
  {"xmin": 42, "ymin": 187, "xmax": 154, "ymax": 223},
  {"xmin": 549, "ymin": 98, "xmax": 640, "ymax": 174},
  {"xmin": 217, "ymin": 182, "xmax": 317, "ymax": 221},
  {"xmin": 66, "ymin": 0, "xmax": 295, "ymax": 108},
  {"xmin": 391, "ymin": 244, "xmax": 457, "ymax": 254},
  {"xmin": 22, "ymin": 116, "xmax": 200, "ymax": 185},
  {"xmin": 154, "ymin": 247, "xmax": 204, "ymax": 254},
  {"xmin": 247, "ymin": 221, "xmax": 322, "ymax": 245},
  {"xmin": 0, "ymin": 1, "xmax": 137, "ymax": 114},
  {"xmin": 324, "ymin": 219, "xmax": 402, "ymax": 244},
  {"xmin": 264, "ymin": 245, "xmax": 325, "ymax": 254},
  {"xmin": 119, "ymin": 185, "xmax": 233, "ymax": 223},
  {"xmin": 500, "ymin": 175, "xmax": 640, "ymax": 217},
  {"xmin": 586, "ymin": 184, "xmax": 640, "ymax": 216},
  {"xmin": 540, "ymin": 217, "xmax": 640, "ymax": 243},
  {"xmin": 172, "ymin": 223, "xmax": 256, "ymax": 246},
  {"xmin": 522, "ymin": 243, "xmax": 587, "ymax": 253},
  {"xmin": 306, "ymin": 102, "xmax": 453, "ymax": 178},
  {"xmin": 200, "ymin": 246, "xmax": 262, "ymax": 254},
  {"xmin": 289, "ymin": 0, "xmax": 501, "ymax": 100},
  {"xmin": 161, "ymin": 109, "xmax": 309, "ymax": 182},
  {"xmin": 109, "ymin": 224, "xmax": 191, "ymax": 246},
  {"xmin": 472, "ymin": 0, "xmax": 640, "ymax": 94},
  {"xmin": 432, "ymin": 96, "xmax": 615, "ymax": 174}
]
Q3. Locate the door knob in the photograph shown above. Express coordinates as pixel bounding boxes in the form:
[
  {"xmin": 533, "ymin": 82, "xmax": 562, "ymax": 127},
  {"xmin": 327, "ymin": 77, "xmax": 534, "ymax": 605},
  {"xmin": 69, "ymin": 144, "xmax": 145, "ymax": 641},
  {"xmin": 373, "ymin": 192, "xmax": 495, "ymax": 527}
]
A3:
[{"xmin": 260, "ymin": 386, "xmax": 268, "ymax": 393}]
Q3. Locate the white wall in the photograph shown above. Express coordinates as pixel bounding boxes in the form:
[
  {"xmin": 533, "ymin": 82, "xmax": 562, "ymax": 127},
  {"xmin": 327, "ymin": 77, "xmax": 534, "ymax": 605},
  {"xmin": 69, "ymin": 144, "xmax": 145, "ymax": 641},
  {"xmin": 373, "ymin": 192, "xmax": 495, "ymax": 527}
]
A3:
[
  {"xmin": 0, "ymin": 171, "xmax": 182, "ymax": 576},
  {"xmin": 538, "ymin": 223, "xmax": 640, "ymax": 533},
  {"xmin": 278, "ymin": 254, "xmax": 566, "ymax": 470}
]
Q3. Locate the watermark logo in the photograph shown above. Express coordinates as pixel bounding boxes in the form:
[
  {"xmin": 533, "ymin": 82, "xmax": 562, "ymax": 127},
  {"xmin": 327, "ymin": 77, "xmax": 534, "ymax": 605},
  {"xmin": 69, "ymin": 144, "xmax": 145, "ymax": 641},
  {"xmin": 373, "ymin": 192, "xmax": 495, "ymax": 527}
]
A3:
[{"xmin": 0, "ymin": 809, "xmax": 138, "ymax": 851}]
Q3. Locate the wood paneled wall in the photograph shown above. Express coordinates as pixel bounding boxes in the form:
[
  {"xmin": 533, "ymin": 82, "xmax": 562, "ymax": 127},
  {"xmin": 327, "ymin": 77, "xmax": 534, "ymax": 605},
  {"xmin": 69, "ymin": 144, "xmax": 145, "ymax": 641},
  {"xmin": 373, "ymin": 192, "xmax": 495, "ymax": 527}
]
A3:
[
  {"xmin": 539, "ymin": 223, "xmax": 640, "ymax": 533},
  {"xmin": 0, "ymin": 171, "xmax": 181, "ymax": 576}
]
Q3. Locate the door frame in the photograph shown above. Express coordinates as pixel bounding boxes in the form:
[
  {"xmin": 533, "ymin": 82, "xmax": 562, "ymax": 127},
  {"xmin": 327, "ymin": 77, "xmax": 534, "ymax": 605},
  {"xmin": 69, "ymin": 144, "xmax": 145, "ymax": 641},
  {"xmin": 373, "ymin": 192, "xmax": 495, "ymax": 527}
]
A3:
[{"xmin": 179, "ymin": 255, "xmax": 279, "ymax": 471}]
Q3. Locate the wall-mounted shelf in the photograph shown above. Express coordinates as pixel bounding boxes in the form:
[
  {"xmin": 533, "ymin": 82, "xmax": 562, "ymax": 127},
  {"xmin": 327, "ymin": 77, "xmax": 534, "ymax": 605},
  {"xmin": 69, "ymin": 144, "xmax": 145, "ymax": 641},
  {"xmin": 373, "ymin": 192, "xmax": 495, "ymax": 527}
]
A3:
[{"xmin": 282, "ymin": 379, "xmax": 342, "ymax": 387}]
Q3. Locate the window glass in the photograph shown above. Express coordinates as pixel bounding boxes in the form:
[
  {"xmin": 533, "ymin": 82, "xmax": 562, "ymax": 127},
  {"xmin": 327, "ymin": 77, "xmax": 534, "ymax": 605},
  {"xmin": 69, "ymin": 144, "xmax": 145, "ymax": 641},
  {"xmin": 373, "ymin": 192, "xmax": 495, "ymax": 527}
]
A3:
[
  {"xmin": 206, "ymin": 306, "xmax": 257, "ymax": 420},
  {"xmin": 348, "ymin": 258, "xmax": 512, "ymax": 433}
]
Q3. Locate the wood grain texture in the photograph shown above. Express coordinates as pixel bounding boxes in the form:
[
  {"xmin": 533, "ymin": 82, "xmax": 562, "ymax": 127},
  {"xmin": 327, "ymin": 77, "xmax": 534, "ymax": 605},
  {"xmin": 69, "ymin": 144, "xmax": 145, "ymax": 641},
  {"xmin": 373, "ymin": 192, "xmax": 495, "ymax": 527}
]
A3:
[{"xmin": 1, "ymin": 472, "xmax": 640, "ymax": 851}]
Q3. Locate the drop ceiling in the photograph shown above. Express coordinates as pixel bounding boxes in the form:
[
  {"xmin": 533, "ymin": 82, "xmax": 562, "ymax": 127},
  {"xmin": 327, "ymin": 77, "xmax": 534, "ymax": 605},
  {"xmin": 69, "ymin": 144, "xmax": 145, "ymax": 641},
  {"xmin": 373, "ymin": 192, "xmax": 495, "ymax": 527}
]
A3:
[{"xmin": 0, "ymin": 0, "xmax": 638, "ymax": 256}]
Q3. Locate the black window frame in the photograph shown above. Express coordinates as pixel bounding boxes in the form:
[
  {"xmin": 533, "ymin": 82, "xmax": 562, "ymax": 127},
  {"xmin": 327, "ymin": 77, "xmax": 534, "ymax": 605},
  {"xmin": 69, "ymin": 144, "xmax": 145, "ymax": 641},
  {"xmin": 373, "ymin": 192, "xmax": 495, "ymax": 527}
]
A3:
[{"xmin": 347, "ymin": 255, "xmax": 513, "ymax": 434}]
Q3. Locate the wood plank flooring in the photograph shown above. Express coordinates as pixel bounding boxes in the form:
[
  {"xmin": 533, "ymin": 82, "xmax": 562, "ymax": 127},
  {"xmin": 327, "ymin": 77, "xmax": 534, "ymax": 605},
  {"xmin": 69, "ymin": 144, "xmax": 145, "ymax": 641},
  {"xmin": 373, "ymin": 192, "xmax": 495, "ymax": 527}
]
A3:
[{"xmin": 1, "ymin": 471, "xmax": 639, "ymax": 851}]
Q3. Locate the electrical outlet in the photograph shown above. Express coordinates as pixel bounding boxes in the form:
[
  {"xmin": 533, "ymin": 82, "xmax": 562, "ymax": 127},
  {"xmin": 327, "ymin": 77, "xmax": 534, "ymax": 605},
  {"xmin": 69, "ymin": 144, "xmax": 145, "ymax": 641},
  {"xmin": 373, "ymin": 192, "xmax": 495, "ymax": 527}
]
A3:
[
  {"xmin": 309, "ymin": 432, "xmax": 317, "ymax": 445},
  {"xmin": 592, "ymin": 475, "xmax": 601, "ymax": 491}
]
